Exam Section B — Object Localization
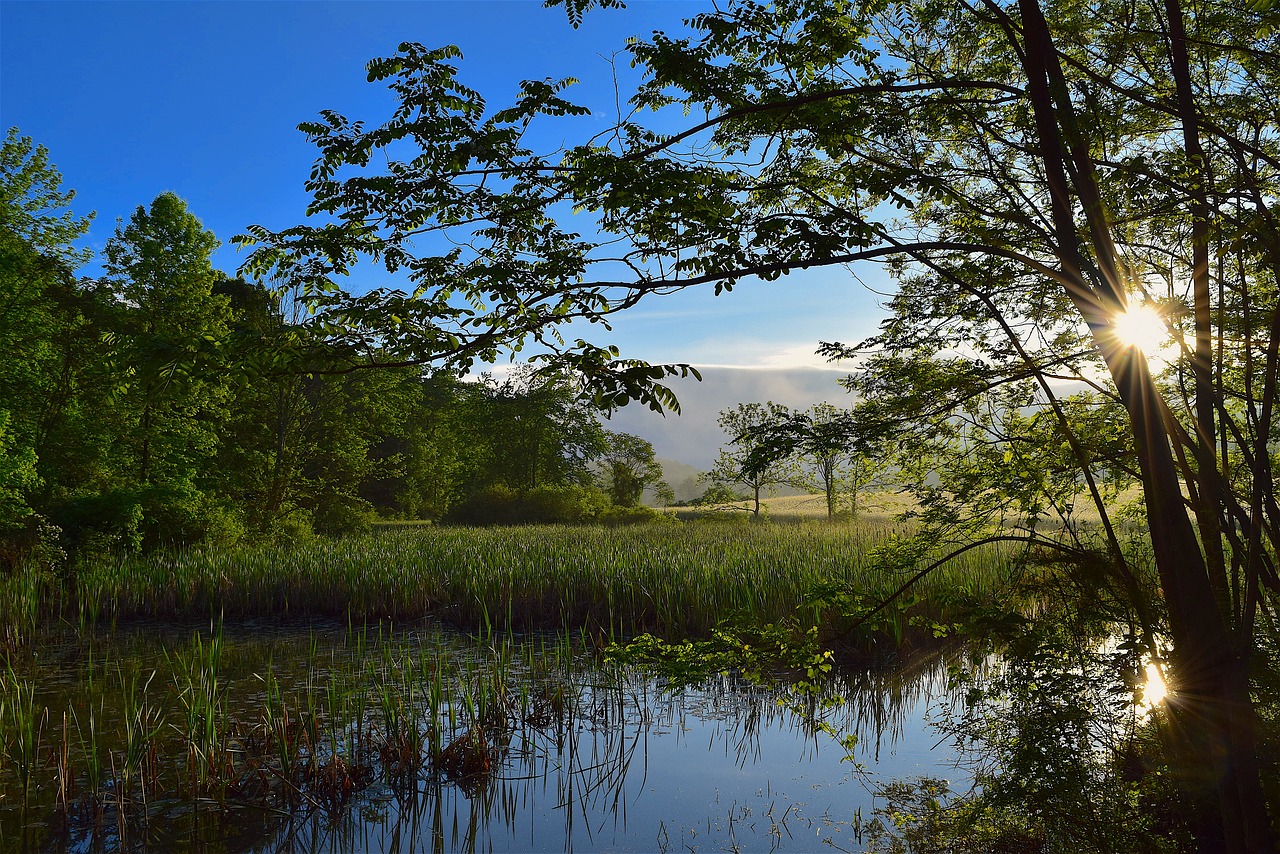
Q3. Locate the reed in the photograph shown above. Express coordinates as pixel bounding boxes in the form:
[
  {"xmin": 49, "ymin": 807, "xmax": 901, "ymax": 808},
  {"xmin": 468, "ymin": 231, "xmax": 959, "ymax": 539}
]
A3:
[
  {"xmin": 167, "ymin": 624, "xmax": 228, "ymax": 795},
  {"xmin": 115, "ymin": 664, "xmax": 164, "ymax": 814},
  {"xmin": 71, "ymin": 521, "xmax": 1013, "ymax": 641},
  {"xmin": 0, "ymin": 666, "xmax": 46, "ymax": 808},
  {"xmin": 0, "ymin": 614, "xmax": 900, "ymax": 851},
  {"xmin": 0, "ymin": 565, "xmax": 67, "ymax": 653}
]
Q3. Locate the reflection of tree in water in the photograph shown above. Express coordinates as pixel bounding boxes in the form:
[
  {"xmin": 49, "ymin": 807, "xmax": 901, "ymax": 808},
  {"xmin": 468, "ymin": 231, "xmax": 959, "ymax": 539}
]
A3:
[
  {"xmin": 266, "ymin": 649, "xmax": 963, "ymax": 853},
  {"xmin": 1, "ymin": 624, "xmax": 959, "ymax": 853}
]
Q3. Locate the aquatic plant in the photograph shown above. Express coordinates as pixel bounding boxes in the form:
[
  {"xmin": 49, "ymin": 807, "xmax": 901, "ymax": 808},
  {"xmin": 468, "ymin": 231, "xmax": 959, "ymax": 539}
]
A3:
[
  {"xmin": 0, "ymin": 666, "xmax": 45, "ymax": 808},
  {"xmin": 168, "ymin": 625, "xmax": 228, "ymax": 795},
  {"xmin": 68, "ymin": 522, "xmax": 1012, "ymax": 643}
]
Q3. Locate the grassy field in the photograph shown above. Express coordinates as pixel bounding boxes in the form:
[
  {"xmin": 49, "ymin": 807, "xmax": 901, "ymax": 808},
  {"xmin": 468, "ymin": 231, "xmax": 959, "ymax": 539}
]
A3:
[
  {"xmin": 672, "ymin": 491, "xmax": 921, "ymax": 523},
  {"xmin": 14, "ymin": 513, "xmax": 1015, "ymax": 643}
]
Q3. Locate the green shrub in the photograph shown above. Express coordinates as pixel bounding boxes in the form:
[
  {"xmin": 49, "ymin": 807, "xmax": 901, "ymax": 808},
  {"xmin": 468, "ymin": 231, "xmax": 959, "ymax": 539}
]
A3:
[
  {"xmin": 52, "ymin": 489, "xmax": 145, "ymax": 559},
  {"xmin": 268, "ymin": 509, "xmax": 314, "ymax": 545},
  {"xmin": 448, "ymin": 484, "xmax": 521, "ymax": 525},
  {"xmin": 448, "ymin": 484, "xmax": 612, "ymax": 525},
  {"xmin": 313, "ymin": 495, "xmax": 376, "ymax": 537},
  {"xmin": 597, "ymin": 503, "xmax": 668, "ymax": 526}
]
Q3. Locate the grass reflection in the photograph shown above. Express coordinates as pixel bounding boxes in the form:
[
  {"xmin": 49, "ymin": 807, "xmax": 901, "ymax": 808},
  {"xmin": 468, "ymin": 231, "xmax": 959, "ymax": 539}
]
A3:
[{"xmin": 0, "ymin": 619, "xmax": 957, "ymax": 852}]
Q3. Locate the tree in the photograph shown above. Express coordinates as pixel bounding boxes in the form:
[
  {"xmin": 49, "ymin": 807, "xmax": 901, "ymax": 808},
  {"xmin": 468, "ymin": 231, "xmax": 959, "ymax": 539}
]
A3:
[
  {"xmin": 0, "ymin": 130, "xmax": 95, "ymax": 469},
  {"xmin": 0, "ymin": 128, "xmax": 109, "ymax": 551},
  {"xmin": 103, "ymin": 193, "xmax": 236, "ymax": 546},
  {"xmin": 598, "ymin": 431, "xmax": 665, "ymax": 507},
  {"xmin": 706, "ymin": 402, "xmax": 803, "ymax": 519},
  {"xmin": 0, "ymin": 127, "xmax": 93, "ymax": 267},
  {"xmin": 470, "ymin": 367, "xmax": 608, "ymax": 493},
  {"xmin": 692, "ymin": 482, "xmax": 745, "ymax": 508},
  {"xmin": 760, "ymin": 403, "xmax": 891, "ymax": 520},
  {"xmin": 0, "ymin": 408, "xmax": 40, "ymax": 566},
  {"xmin": 238, "ymin": 2, "xmax": 1279, "ymax": 844}
]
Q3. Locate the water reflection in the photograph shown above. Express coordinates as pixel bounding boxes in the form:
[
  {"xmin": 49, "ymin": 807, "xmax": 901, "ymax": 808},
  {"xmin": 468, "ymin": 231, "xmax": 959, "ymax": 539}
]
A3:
[{"xmin": 0, "ymin": 621, "xmax": 960, "ymax": 852}]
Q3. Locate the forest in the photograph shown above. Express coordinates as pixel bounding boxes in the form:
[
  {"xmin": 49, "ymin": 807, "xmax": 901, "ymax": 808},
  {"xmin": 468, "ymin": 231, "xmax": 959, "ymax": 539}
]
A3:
[
  {"xmin": 2, "ymin": 0, "xmax": 1279, "ymax": 850},
  {"xmin": 0, "ymin": 169, "xmax": 690, "ymax": 558}
]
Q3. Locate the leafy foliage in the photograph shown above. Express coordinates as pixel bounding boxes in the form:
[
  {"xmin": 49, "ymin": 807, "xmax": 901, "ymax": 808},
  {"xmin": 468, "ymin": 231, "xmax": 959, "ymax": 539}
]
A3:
[
  {"xmin": 705, "ymin": 402, "xmax": 804, "ymax": 518},
  {"xmin": 597, "ymin": 431, "xmax": 666, "ymax": 507}
]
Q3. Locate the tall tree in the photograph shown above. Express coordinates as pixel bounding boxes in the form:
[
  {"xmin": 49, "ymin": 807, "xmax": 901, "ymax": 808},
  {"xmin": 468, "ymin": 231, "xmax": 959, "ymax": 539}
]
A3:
[
  {"xmin": 598, "ymin": 431, "xmax": 666, "ymax": 507},
  {"xmin": 239, "ymin": 2, "xmax": 1279, "ymax": 843},
  {"xmin": 471, "ymin": 368, "xmax": 608, "ymax": 493},
  {"xmin": 0, "ymin": 129, "xmax": 108, "ymax": 541},
  {"xmin": 0, "ymin": 127, "xmax": 93, "ymax": 266},
  {"xmin": 103, "ymin": 193, "xmax": 235, "ymax": 546},
  {"xmin": 760, "ymin": 403, "xmax": 890, "ymax": 520}
]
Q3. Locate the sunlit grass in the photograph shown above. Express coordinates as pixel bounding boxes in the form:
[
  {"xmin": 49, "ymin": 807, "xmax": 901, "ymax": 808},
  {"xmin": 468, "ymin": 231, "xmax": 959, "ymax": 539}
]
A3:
[{"xmin": 67, "ymin": 519, "xmax": 1013, "ymax": 641}]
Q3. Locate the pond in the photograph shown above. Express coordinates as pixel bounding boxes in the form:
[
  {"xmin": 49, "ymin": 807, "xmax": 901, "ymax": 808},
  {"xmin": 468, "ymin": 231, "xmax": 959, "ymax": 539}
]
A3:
[{"xmin": 1, "ymin": 620, "xmax": 963, "ymax": 852}]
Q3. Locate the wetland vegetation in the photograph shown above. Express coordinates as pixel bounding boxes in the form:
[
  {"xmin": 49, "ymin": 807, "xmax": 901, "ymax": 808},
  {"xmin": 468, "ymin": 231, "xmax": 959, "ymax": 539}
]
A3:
[
  {"xmin": 4, "ymin": 0, "xmax": 1280, "ymax": 850},
  {"xmin": 0, "ymin": 511, "xmax": 1219, "ymax": 853},
  {"xmin": 0, "ymin": 523, "xmax": 992, "ymax": 853}
]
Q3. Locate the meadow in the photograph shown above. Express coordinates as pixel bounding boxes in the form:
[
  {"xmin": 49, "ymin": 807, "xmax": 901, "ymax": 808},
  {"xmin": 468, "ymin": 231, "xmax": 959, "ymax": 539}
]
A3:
[{"xmin": 21, "ymin": 509, "xmax": 1014, "ymax": 647}]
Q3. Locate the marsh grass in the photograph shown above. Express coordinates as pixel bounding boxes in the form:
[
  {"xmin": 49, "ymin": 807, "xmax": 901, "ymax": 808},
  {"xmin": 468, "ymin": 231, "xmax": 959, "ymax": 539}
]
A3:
[
  {"xmin": 0, "ymin": 665, "xmax": 45, "ymax": 808},
  {"xmin": 62, "ymin": 520, "xmax": 1013, "ymax": 644},
  {"xmin": 0, "ymin": 519, "xmax": 1013, "ymax": 847},
  {"xmin": 0, "ymin": 608, "xmax": 959, "ymax": 852},
  {"xmin": 0, "ymin": 622, "xmax": 648, "ymax": 845}
]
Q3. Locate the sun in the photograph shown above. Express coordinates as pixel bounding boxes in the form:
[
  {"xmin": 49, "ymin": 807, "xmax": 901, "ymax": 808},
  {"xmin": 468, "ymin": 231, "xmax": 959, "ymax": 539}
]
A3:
[
  {"xmin": 1112, "ymin": 303, "xmax": 1170, "ymax": 359},
  {"xmin": 1142, "ymin": 661, "xmax": 1169, "ymax": 706}
]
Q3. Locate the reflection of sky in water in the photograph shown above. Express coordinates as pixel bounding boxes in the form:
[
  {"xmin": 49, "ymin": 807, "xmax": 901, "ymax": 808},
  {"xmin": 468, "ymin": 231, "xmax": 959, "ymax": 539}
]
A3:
[
  {"xmin": 7, "ymin": 621, "xmax": 965, "ymax": 853},
  {"xmin": 276, "ymin": 664, "xmax": 963, "ymax": 852}
]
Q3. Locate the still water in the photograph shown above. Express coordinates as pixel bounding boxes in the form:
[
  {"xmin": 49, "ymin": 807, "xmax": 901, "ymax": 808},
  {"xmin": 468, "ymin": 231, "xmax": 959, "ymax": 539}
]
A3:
[{"xmin": 1, "ymin": 620, "xmax": 961, "ymax": 852}]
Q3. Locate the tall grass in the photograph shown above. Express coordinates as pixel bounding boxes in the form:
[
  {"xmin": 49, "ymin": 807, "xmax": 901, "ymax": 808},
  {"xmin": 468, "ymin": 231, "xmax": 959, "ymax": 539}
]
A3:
[{"xmin": 68, "ymin": 520, "xmax": 1013, "ymax": 640}]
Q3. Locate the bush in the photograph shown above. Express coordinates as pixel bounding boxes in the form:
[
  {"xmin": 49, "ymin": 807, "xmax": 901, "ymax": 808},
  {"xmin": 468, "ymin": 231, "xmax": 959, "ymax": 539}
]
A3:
[
  {"xmin": 52, "ymin": 488, "xmax": 145, "ymax": 559},
  {"xmin": 448, "ymin": 484, "xmax": 522, "ymax": 525},
  {"xmin": 597, "ymin": 503, "xmax": 669, "ymax": 526},
  {"xmin": 313, "ymin": 495, "xmax": 376, "ymax": 537},
  {"xmin": 524, "ymin": 484, "xmax": 611, "ymax": 523},
  {"xmin": 137, "ymin": 482, "xmax": 245, "ymax": 551},
  {"xmin": 0, "ymin": 514, "xmax": 65, "ymax": 576},
  {"xmin": 447, "ymin": 484, "xmax": 615, "ymax": 525},
  {"xmin": 694, "ymin": 484, "xmax": 747, "ymax": 506},
  {"xmin": 51, "ymin": 482, "xmax": 249, "ymax": 559},
  {"xmin": 266, "ymin": 508, "xmax": 314, "ymax": 545}
]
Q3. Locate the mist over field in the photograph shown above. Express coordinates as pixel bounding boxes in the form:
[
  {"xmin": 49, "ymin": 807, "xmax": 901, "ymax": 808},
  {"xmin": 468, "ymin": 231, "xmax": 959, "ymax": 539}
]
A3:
[{"xmin": 603, "ymin": 365, "xmax": 853, "ymax": 469}]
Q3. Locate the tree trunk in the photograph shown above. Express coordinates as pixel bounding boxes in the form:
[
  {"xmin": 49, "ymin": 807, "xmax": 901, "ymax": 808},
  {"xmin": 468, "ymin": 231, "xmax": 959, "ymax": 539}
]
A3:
[
  {"xmin": 823, "ymin": 461, "xmax": 836, "ymax": 520},
  {"xmin": 1119, "ymin": 358, "xmax": 1272, "ymax": 851},
  {"xmin": 1014, "ymin": 2, "xmax": 1274, "ymax": 845}
]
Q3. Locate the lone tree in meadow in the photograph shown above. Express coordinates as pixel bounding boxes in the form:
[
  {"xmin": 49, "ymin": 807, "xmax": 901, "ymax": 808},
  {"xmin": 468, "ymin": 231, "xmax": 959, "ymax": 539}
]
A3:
[
  {"xmin": 705, "ymin": 402, "xmax": 803, "ymax": 519},
  {"xmin": 598, "ymin": 431, "xmax": 666, "ymax": 507},
  {"xmin": 238, "ymin": 1, "xmax": 1280, "ymax": 845}
]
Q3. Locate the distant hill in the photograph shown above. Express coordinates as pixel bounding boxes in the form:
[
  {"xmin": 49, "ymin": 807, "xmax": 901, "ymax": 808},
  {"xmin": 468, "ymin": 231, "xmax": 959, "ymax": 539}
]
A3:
[{"xmin": 603, "ymin": 365, "xmax": 854, "ymax": 470}]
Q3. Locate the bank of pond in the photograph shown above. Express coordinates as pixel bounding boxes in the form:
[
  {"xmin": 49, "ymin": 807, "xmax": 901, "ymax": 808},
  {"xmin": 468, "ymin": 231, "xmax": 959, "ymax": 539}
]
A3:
[{"xmin": 0, "ymin": 523, "xmax": 1198, "ymax": 851}]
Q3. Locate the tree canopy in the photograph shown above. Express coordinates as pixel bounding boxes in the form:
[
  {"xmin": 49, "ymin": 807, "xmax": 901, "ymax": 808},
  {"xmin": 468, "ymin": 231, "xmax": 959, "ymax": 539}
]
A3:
[{"xmin": 233, "ymin": 0, "xmax": 1279, "ymax": 846}]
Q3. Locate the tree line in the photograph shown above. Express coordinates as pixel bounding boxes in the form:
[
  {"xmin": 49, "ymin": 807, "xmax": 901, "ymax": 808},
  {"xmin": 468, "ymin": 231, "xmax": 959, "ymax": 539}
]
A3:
[{"xmin": 0, "ymin": 130, "xmax": 672, "ymax": 566}]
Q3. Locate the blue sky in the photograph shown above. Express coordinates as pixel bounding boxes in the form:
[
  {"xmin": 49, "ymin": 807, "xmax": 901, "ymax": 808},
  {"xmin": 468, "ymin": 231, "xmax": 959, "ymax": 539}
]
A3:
[{"xmin": 2, "ymin": 0, "xmax": 887, "ymax": 462}]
